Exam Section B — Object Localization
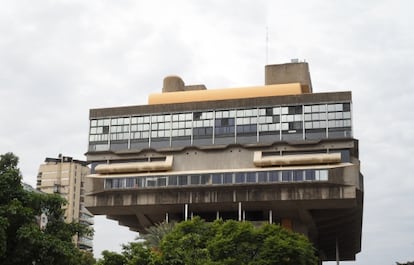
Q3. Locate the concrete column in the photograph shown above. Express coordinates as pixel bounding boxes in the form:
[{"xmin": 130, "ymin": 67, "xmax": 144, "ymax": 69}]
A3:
[
  {"xmin": 165, "ymin": 212, "xmax": 169, "ymax": 223},
  {"xmin": 238, "ymin": 202, "xmax": 242, "ymax": 221},
  {"xmin": 184, "ymin": 204, "xmax": 188, "ymax": 221},
  {"xmin": 269, "ymin": 210, "xmax": 273, "ymax": 224},
  {"xmin": 336, "ymin": 238, "xmax": 340, "ymax": 265},
  {"xmin": 243, "ymin": 210, "xmax": 246, "ymax": 221},
  {"xmin": 216, "ymin": 211, "xmax": 220, "ymax": 220}
]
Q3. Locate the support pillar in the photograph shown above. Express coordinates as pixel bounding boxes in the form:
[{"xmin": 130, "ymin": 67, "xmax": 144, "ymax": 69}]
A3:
[
  {"xmin": 216, "ymin": 211, "xmax": 220, "ymax": 220},
  {"xmin": 184, "ymin": 204, "xmax": 188, "ymax": 221},
  {"xmin": 238, "ymin": 202, "xmax": 242, "ymax": 221},
  {"xmin": 165, "ymin": 212, "xmax": 169, "ymax": 223},
  {"xmin": 336, "ymin": 238, "xmax": 340, "ymax": 265},
  {"xmin": 269, "ymin": 210, "xmax": 273, "ymax": 224}
]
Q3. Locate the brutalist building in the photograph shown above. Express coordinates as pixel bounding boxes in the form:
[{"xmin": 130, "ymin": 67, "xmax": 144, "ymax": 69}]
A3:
[{"xmin": 85, "ymin": 62, "xmax": 363, "ymax": 262}]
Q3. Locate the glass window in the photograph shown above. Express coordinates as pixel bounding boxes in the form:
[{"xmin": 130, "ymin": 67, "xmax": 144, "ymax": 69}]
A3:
[
  {"xmin": 168, "ymin": 176, "xmax": 177, "ymax": 186},
  {"xmin": 235, "ymin": 172, "xmax": 245, "ymax": 183},
  {"xmin": 269, "ymin": 171, "xmax": 279, "ymax": 182},
  {"xmin": 258, "ymin": 172, "xmax": 267, "ymax": 182},
  {"xmin": 178, "ymin": 175, "xmax": 188, "ymax": 185},
  {"xmin": 212, "ymin": 174, "xmax": 222, "ymax": 184},
  {"xmin": 281, "ymin": 171, "xmax": 292, "ymax": 182},
  {"xmin": 223, "ymin": 173, "xmax": 233, "ymax": 184},
  {"xmin": 246, "ymin": 172, "xmax": 256, "ymax": 183},
  {"xmin": 157, "ymin": 178, "xmax": 167, "ymax": 187},
  {"xmin": 293, "ymin": 171, "xmax": 304, "ymax": 181},
  {"xmin": 343, "ymin": 112, "xmax": 351, "ymax": 119},
  {"xmin": 201, "ymin": 174, "xmax": 210, "ymax": 184},
  {"xmin": 319, "ymin": 170, "xmax": 329, "ymax": 181},
  {"xmin": 190, "ymin": 175, "xmax": 200, "ymax": 185},
  {"xmin": 305, "ymin": 170, "xmax": 315, "ymax": 181},
  {"xmin": 343, "ymin": 103, "xmax": 351, "ymax": 112},
  {"xmin": 105, "ymin": 179, "xmax": 112, "ymax": 189}
]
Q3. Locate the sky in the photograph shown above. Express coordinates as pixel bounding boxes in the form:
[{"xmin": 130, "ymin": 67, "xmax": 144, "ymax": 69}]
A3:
[{"xmin": 0, "ymin": 0, "xmax": 413, "ymax": 264}]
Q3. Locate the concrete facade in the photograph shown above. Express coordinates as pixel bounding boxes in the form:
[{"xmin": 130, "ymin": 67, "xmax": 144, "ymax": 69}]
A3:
[
  {"xmin": 36, "ymin": 155, "xmax": 94, "ymax": 251},
  {"xmin": 85, "ymin": 62, "xmax": 363, "ymax": 261}
]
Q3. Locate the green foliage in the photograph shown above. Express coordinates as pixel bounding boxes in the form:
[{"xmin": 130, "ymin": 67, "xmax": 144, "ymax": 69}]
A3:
[
  {"xmin": 102, "ymin": 217, "xmax": 318, "ymax": 265},
  {"xmin": 0, "ymin": 152, "xmax": 94, "ymax": 265},
  {"xmin": 141, "ymin": 221, "xmax": 176, "ymax": 250},
  {"xmin": 149, "ymin": 217, "xmax": 317, "ymax": 265},
  {"xmin": 122, "ymin": 242, "xmax": 154, "ymax": 265},
  {"xmin": 96, "ymin": 250, "xmax": 127, "ymax": 265}
]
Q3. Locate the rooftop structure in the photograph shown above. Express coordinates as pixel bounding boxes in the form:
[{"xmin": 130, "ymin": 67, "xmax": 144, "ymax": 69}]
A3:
[
  {"xmin": 37, "ymin": 155, "xmax": 94, "ymax": 251},
  {"xmin": 85, "ymin": 62, "xmax": 363, "ymax": 262}
]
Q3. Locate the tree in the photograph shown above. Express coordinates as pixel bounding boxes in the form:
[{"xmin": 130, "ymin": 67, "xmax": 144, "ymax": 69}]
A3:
[
  {"xmin": 140, "ymin": 221, "xmax": 176, "ymax": 251},
  {"xmin": 96, "ymin": 250, "xmax": 126, "ymax": 265},
  {"xmin": 158, "ymin": 217, "xmax": 318, "ymax": 265},
  {"xmin": 0, "ymin": 152, "xmax": 94, "ymax": 265},
  {"xmin": 100, "ymin": 217, "xmax": 318, "ymax": 265}
]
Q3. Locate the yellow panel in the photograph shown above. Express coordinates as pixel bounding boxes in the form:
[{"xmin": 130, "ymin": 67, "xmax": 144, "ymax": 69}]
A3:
[{"xmin": 148, "ymin": 83, "xmax": 305, "ymax": 105}]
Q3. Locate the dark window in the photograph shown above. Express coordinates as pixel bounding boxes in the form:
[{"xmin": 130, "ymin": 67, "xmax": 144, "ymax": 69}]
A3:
[
  {"xmin": 201, "ymin": 174, "xmax": 210, "ymax": 184},
  {"xmin": 258, "ymin": 172, "xmax": 267, "ymax": 182},
  {"xmin": 105, "ymin": 179, "xmax": 112, "ymax": 189},
  {"xmin": 212, "ymin": 174, "xmax": 222, "ymax": 184},
  {"xmin": 293, "ymin": 171, "xmax": 304, "ymax": 181},
  {"xmin": 305, "ymin": 170, "xmax": 315, "ymax": 181},
  {"xmin": 190, "ymin": 175, "xmax": 200, "ymax": 185},
  {"xmin": 289, "ymin": 121, "xmax": 302, "ymax": 130},
  {"xmin": 147, "ymin": 179, "xmax": 156, "ymax": 187},
  {"xmin": 269, "ymin": 171, "xmax": 279, "ymax": 182},
  {"xmin": 126, "ymin": 178, "xmax": 135, "ymax": 187},
  {"xmin": 235, "ymin": 172, "xmax": 245, "ymax": 183},
  {"xmin": 282, "ymin": 171, "xmax": 292, "ymax": 182},
  {"xmin": 157, "ymin": 178, "xmax": 167, "ymax": 186},
  {"xmin": 246, "ymin": 172, "xmax": 256, "ymax": 183},
  {"xmin": 193, "ymin": 112, "xmax": 202, "ymax": 120},
  {"xmin": 343, "ymin": 103, "xmax": 351, "ymax": 112},
  {"xmin": 223, "ymin": 173, "xmax": 233, "ymax": 184},
  {"xmin": 178, "ymin": 175, "xmax": 188, "ymax": 185},
  {"xmin": 168, "ymin": 176, "xmax": 178, "ymax": 186},
  {"xmin": 272, "ymin": 115, "xmax": 280, "ymax": 123},
  {"xmin": 289, "ymin": 105, "xmax": 302, "ymax": 114},
  {"xmin": 102, "ymin": 126, "xmax": 110, "ymax": 134},
  {"xmin": 266, "ymin": 108, "xmax": 273, "ymax": 116}
]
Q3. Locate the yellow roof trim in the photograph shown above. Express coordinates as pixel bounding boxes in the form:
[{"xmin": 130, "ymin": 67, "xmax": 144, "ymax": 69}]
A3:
[{"xmin": 148, "ymin": 83, "xmax": 306, "ymax": 105}]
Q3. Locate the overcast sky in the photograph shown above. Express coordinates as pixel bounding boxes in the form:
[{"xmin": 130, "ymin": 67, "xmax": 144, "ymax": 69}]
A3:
[{"xmin": 1, "ymin": 0, "xmax": 413, "ymax": 264}]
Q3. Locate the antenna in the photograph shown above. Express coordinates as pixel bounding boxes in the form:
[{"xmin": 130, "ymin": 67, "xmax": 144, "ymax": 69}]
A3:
[{"xmin": 266, "ymin": 26, "xmax": 269, "ymax": 65}]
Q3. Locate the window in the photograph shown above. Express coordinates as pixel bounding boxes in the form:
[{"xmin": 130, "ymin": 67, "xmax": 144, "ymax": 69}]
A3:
[
  {"xmin": 223, "ymin": 173, "xmax": 233, "ymax": 184},
  {"xmin": 258, "ymin": 172, "xmax": 267, "ymax": 182},
  {"xmin": 168, "ymin": 176, "xmax": 177, "ymax": 186},
  {"xmin": 281, "ymin": 171, "xmax": 292, "ymax": 182},
  {"xmin": 246, "ymin": 172, "xmax": 256, "ymax": 183},
  {"xmin": 235, "ymin": 172, "xmax": 245, "ymax": 183},
  {"xmin": 212, "ymin": 174, "xmax": 222, "ymax": 184},
  {"xmin": 178, "ymin": 175, "xmax": 188, "ymax": 185},
  {"xmin": 269, "ymin": 171, "xmax": 279, "ymax": 182}
]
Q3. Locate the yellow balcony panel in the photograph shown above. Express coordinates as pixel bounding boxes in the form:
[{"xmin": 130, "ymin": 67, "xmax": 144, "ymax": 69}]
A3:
[
  {"xmin": 95, "ymin": 156, "xmax": 173, "ymax": 174},
  {"xmin": 254, "ymin": 152, "xmax": 341, "ymax": 167}
]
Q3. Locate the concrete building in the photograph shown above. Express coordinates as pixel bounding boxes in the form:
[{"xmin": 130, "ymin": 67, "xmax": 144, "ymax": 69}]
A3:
[
  {"xmin": 85, "ymin": 62, "xmax": 363, "ymax": 262},
  {"xmin": 36, "ymin": 155, "xmax": 94, "ymax": 251}
]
